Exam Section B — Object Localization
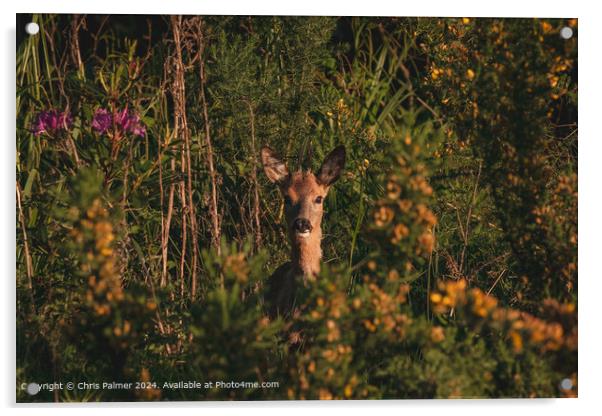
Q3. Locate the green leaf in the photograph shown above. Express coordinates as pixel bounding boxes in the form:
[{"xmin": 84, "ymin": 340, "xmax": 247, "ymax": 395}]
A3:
[{"xmin": 22, "ymin": 168, "xmax": 38, "ymax": 198}]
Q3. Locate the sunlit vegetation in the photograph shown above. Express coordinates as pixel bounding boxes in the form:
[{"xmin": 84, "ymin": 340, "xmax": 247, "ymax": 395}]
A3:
[{"xmin": 16, "ymin": 15, "xmax": 577, "ymax": 401}]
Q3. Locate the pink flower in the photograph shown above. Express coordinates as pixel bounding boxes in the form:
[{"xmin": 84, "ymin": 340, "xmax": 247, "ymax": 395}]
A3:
[
  {"xmin": 114, "ymin": 108, "xmax": 132, "ymax": 132},
  {"xmin": 92, "ymin": 108, "xmax": 112, "ymax": 134},
  {"xmin": 31, "ymin": 110, "xmax": 72, "ymax": 136},
  {"xmin": 111, "ymin": 108, "xmax": 146, "ymax": 138}
]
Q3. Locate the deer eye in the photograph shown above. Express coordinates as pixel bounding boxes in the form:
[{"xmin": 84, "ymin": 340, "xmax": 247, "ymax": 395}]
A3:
[{"xmin": 314, "ymin": 196, "xmax": 323, "ymax": 204}]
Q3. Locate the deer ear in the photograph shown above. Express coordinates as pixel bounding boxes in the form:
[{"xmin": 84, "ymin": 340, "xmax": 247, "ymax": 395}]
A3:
[
  {"xmin": 261, "ymin": 147, "xmax": 290, "ymax": 184},
  {"xmin": 316, "ymin": 145, "xmax": 346, "ymax": 186}
]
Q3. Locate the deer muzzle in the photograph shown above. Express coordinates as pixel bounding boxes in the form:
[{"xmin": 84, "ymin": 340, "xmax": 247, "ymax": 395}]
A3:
[{"xmin": 293, "ymin": 218, "xmax": 313, "ymax": 237}]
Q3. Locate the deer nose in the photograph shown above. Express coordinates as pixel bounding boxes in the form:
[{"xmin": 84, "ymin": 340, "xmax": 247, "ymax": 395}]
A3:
[{"xmin": 293, "ymin": 218, "xmax": 312, "ymax": 233}]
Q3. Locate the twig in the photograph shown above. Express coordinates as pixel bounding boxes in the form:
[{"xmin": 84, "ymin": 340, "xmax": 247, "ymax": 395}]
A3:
[
  {"xmin": 16, "ymin": 182, "xmax": 35, "ymax": 313},
  {"xmin": 172, "ymin": 16, "xmax": 200, "ymax": 300},
  {"xmin": 246, "ymin": 99, "xmax": 262, "ymax": 251},
  {"xmin": 487, "ymin": 269, "xmax": 507, "ymax": 295},
  {"xmin": 195, "ymin": 17, "xmax": 221, "ymax": 256},
  {"xmin": 162, "ymin": 161, "xmax": 176, "ymax": 288},
  {"xmin": 414, "ymin": 94, "xmax": 444, "ymax": 125},
  {"xmin": 69, "ymin": 15, "xmax": 86, "ymax": 80},
  {"xmin": 16, "ymin": 182, "xmax": 34, "ymax": 286},
  {"xmin": 67, "ymin": 133, "xmax": 81, "ymax": 167},
  {"xmin": 458, "ymin": 161, "xmax": 482, "ymax": 274}
]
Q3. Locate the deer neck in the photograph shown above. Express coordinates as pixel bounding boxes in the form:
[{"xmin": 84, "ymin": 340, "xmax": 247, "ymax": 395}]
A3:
[{"xmin": 290, "ymin": 229, "xmax": 322, "ymax": 278}]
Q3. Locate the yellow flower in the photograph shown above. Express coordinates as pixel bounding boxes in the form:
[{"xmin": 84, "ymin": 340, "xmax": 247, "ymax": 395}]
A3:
[
  {"xmin": 386, "ymin": 181, "xmax": 401, "ymax": 199},
  {"xmin": 466, "ymin": 69, "xmax": 475, "ymax": 80},
  {"xmin": 344, "ymin": 384, "xmax": 353, "ymax": 398},
  {"xmin": 475, "ymin": 307, "xmax": 488, "ymax": 317},
  {"xmin": 541, "ymin": 21, "xmax": 553, "ymax": 34},
  {"xmin": 287, "ymin": 388, "xmax": 295, "ymax": 399},
  {"xmin": 430, "ymin": 292, "xmax": 442, "ymax": 304},
  {"xmin": 418, "ymin": 232, "xmax": 435, "ymax": 253},
  {"xmin": 430, "ymin": 326, "xmax": 445, "ymax": 343},
  {"xmin": 391, "ymin": 223, "xmax": 410, "ymax": 244},
  {"xmin": 374, "ymin": 205, "xmax": 394, "ymax": 227},
  {"xmin": 431, "ymin": 68, "xmax": 442, "ymax": 80},
  {"xmin": 510, "ymin": 331, "xmax": 523, "ymax": 352},
  {"xmin": 319, "ymin": 388, "xmax": 333, "ymax": 400},
  {"xmin": 363, "ymin": 319, "xmax": 376, "ymax": 332},
  {"xmin": 397, "ymin": 199, "xmax": 412, "ymax": 213}
]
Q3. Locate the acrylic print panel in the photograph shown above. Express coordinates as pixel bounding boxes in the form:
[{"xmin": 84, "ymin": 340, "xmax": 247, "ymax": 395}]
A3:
[{"xmin": 16, "ymin": 14, "xmax": 577, "ymax": 402}]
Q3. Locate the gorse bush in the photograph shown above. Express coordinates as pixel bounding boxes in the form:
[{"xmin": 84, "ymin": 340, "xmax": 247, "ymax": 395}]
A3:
[
  {"xmin": 416, "ymin": 18, "xmax": 578, "ymax": 309},
  {"xmin": 16, "ymin": 15, "xmax": 577, "ymax": 401}
]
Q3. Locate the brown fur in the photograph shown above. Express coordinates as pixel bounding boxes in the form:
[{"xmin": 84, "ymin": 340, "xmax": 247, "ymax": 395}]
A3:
[{"xmin": 261, "ymin": 146, "xmax": 346, "ymax": 318}]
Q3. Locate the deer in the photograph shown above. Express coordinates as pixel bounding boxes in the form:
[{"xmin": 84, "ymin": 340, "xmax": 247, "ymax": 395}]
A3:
[{"xmin": 260, "ymin": 145, "xmax": 346, "ymax": 319}]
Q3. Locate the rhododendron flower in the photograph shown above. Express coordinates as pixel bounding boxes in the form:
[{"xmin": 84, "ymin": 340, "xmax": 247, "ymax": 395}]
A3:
[
  {"xmin": 126, "ymin": 113, "xmax": 146, "ymax": 138},
  {"xmin": 114, "ymin": 108, "xmax": 146, "ymax": 138},
  {"xmin": 95, "ymin": 107, "xmax": 145, "ymax": 138},
  {"xmin": 128, "ymin": 116, "xmax": 146, "ymax": 137},
  {"xmin": 31, "ymin": 110, "xmax": 72, "ymax": 136},
  {"xmin": 92, "ymin": 108, "xmax": 112, "ymax": 134}
]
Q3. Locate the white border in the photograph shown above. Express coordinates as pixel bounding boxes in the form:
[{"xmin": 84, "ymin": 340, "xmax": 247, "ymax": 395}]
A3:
[
  {"xmin": 2, "ymin": 1, "xmax": 600, "ymax": 415},
  {"xmin": 1, "ymin": 0, "xmax": 585, "ymax": 17}
]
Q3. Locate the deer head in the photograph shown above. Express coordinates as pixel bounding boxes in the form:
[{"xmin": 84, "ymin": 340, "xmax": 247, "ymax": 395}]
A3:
[{"xmin": 261, "ymin": 145, "xmax": 346, "ymax": 276}]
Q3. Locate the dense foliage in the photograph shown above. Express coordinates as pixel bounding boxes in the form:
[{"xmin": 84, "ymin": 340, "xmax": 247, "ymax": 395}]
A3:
[{"xmin": 16, "ymin": 15, "xmax": 577, "ymax": 401}]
